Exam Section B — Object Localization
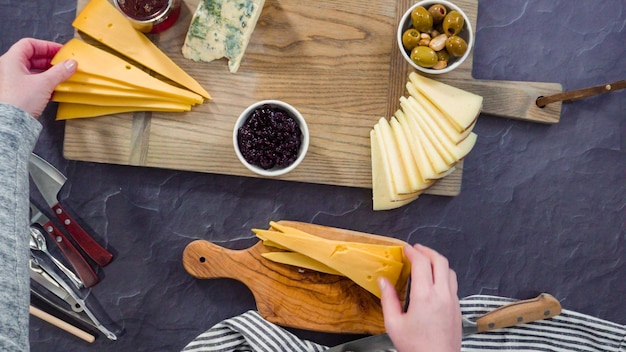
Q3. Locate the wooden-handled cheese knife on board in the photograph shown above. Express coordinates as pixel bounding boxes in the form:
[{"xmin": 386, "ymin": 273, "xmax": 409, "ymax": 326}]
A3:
[{"xmin": 182, "ymin": 220, "xmax": 410, "ymax": 334}]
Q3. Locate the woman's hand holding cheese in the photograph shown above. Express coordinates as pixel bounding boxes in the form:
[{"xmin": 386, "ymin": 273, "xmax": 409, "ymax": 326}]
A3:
[
  {"xmin": 379, "ymin": 244, "xmax": 462, "ymax": 352},
  {"xmin": 0, "ymin": 38, "xmax": 76, "ymax": 118}
]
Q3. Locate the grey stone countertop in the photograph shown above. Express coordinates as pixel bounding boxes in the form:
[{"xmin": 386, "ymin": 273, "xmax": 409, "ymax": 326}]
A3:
[{"xmin": 1, "ymin": 0, "xmax": 624, "ymax": 351}]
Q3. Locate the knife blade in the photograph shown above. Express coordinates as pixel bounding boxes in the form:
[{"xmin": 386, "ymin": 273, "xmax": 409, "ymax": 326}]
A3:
[
  {"xmin": 30, "ymin": 259, "xmax": 83, "ymax": 312},
  {"xmin": 29, "ymin": 153, "xmax": 113, "ymax": 267},
  {"xmin": 30, "ymin": 252, "xmax": 121, "ymax": 341},
  {"xmin": 30, "ymin": 203, "xmax": 99, "ymax": 288},
  {"xmin": 326, "ymin": 293, "xmax": 561, "ymax": 352}
]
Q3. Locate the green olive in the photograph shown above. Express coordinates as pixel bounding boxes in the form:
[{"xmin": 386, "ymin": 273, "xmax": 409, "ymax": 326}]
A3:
[
  {"xmin": 402, "ymin": 28, "xmax": 421, "ymax": 50},
  {"xmin": 442, "ymin": 10, "xmax": 464, "ymax": 36},
  {"xmin": 410, "ymin": 6, "xmax": 433, "ymax": 32},
  {"xmin": 445, "ymin": 35, "xmax": 468, "ymax": 57},
  {"xmin": 436, "ymin": 49, "xmax": 450, "ymax": 63},
  {"xmin": 428, "ymin": 4, "xmax": 447, "ymax": 25},
  {"xmin": 410, "ymin": 46, "xmax": 438, "ymax": 68}
]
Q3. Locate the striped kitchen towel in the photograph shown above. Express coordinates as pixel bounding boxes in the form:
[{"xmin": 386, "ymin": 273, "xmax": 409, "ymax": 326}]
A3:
[{"xmin": 181, "ymin": 295, "xmax": 626, "ymax": 352}]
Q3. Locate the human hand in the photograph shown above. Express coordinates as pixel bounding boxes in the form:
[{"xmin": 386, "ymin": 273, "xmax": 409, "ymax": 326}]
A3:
[
  {"xmin": 0, "ymin": 38, "xmax": 76, "ymax": 118},
  {"xmin": 379, "ymin": 244, "xmax": 462, "ymax": 352}
]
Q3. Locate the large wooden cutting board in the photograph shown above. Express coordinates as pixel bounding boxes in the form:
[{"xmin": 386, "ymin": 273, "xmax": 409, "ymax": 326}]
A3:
[
  {"xmin": 63, "ymin": 0, "xmax": 562, "ymax": 195},
  {"xmin": 182, "ymin": 220, "xmax": 411, "ymax": 334}
]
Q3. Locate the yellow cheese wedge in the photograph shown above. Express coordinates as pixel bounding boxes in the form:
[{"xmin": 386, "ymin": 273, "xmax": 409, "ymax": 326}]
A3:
[
  {"xmin": 55, "ymin": 82, "xmax": 200, "ymax": 105},
  {"xmin": 409, "ymin": 72, "xmax": 482, "ymax": 133},
  {"xmin": 401, "ymin": 96, "xmax": 456, "ymax": 165},
  {"xmin": 56, "ymin": 103, "xmax": 187, "ymax": 120},
  {"xmin": 394, "ymin": 110, "xmax": 439, "ymax": 182},
  {"xmin": 52, "ymin": 39, "xmax": 203, "ymax": 106},
  {"xmin": 371, "ymin": 129, "xmax": 419, "ymax": 210},
  {"xmin": 261, "ymin": 252, "xmax": 343, "ymax": 276},
  {"xmin": 389, "ymin": 117, "xmax": 431, "ymax": 192},
  {"xmin": 398, "ymin": 103, "xmax": 452, "ymax": 175},
  {"xmin": 374, "ymin": 120, "xmax": 419, "ymax": 200},
  {"xmin": 267, "ymin": 222, "xmax": 405, "ymax": 262},
  {"xmin": 52, "ymin": 92, "xmax": 192, "ymax": 110},
  {"xmin": 72, "ymin": 0, "xmax": 210, "ymax": 99},
  {"xmin": 406, "ymin": 83, "xmax": 475, "ymax": 144},
  {"xmin": 66, "ymin": 73, "xmax": 203, "ymax": 104},
  {"xmin": 404, "ymin": 96, "xmax": 477, "ymax": 163},
  {"xmin": 253, "ymin": 229, "xmax": 404, "ymax": 298}
]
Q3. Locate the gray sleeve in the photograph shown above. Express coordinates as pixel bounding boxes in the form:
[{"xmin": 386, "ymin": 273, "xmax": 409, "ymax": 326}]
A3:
[{"xmin": 0, "ymin": 103, "xmax": 42, "ymax": 352}]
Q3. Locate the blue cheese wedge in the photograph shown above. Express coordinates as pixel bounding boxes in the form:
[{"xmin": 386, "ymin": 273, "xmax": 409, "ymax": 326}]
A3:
[{"xmin": 182, "ymin": 0, "xmax": 265, "ymax": 73}]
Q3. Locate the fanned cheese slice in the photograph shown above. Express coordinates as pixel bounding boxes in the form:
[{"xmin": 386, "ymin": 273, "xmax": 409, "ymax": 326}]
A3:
[
  {"xmin": 409, "ymin": 72, "xmax": 482, "ymax": 132},
  {"xmin": 56, "ymin": 103, "xmax": 187, "ymax": 120},
  {"xmin": 66, "ymin": 72, "xmax": 202, "ymax": 104},
  {"xmin": 406, "ymin": 82, "xmax": 474, "ymax": 144},
  {"xmin": 55, "ymin": 82, "xmax": 201, "ymax": 105},
  {"xmin": 51, "ymin": 39, "xmax": 202, "ymax": 105},
  {"xmin": 390, "ymin": 117, "xmax": 431, "ymax": 192},
  {"xmin": 375, "ymin": 118, "xmax": 414, "ymax": 196},
  {"xmin": 371, "ymin": 129, "xmax": 419, "ymax": 210},
  {"xmin": 394, "ymin": 110, "xmax": 439, "ymax": 182},
  {"xmin": 398, "ymin": 102, "xmax": 452, "ymax": 174},
  {"xmin": 182, "ymin": 0, "xmax": 266, "ymax": 73},
  {"xmin": 72, "ymin": 0, "xmax": 210, "ymax": 99},
  {"xmin": 52, "ymin": 92, "xmax": 191, "ymax": 110}
]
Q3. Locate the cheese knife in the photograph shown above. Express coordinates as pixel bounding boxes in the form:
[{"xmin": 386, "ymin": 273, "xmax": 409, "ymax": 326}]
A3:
[
  {"xmin": 326, "ymin": 293, "xmax": 561, "ymax": 351},
  {"xmin": 29, "ymin": 153, "xmax": 113, "ymax": 267}
]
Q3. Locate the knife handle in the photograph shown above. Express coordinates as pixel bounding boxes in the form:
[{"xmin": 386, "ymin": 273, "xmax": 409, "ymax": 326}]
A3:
[
  {"xmin": 476, "ymin": 293, "xmax": 561, "ymax": 333},
  {"xmin": 43, "ymin": 220, "xmax": 100, "ymax": 288},
  {"xmin": 53, "ymin": 204, "xmax": 113, "ymax": 267}
]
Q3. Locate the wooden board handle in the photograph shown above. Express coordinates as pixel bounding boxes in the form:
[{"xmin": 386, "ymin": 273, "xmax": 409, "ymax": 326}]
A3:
[
  {"xmin": 182, "ymin": 240, "xmax": 251, "ymax": 280},
  {"xmin": 476, "ymin": 293, "xmax": 562, "ymax": 332}
]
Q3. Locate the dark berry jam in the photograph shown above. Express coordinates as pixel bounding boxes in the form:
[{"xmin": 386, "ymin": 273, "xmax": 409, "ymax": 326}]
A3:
[
  {"xmin": 114, "ymin": 0, "xmax": 180, "ymax": 33},
  {"xmin": 237, "ymin": 104, "xmax": 303, "ymax": 170},
  {"xmin": 117, "ymin": 0, "xmax": 168, "ymax": 20}
]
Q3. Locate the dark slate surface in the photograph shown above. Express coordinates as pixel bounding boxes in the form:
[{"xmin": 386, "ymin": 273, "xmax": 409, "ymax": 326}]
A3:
[{"xmin": 1, "ymin": 0, "xmax": 624, "ymax": 351}]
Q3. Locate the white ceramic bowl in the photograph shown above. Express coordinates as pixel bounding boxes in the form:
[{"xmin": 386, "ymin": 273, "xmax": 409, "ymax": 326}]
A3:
[
  {"xmin": 233, "ymin": 100, "xmax": 309, "ymax": 177},
  {"xmin": 397, "ymin": 0, "xmax": 474, "ymax": 74}
]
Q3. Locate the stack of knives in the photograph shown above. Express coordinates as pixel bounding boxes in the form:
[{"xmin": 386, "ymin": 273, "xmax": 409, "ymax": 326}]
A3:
[{"xmin": 28, "ymin": 153, "xmax": 121, "ymax": 341}]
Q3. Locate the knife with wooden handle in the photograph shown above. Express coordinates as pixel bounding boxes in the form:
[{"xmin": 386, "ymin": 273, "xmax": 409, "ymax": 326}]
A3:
[
  {"xmin": 29, "ymin": 153, "xmax": 113, "ymax": 267},
  {"xmin": 30, "ymin": 203, "xmax": 100, "ymax": 288},
  {"xmin": 326, "ymin": 293, "xmax": 561, "ymax": 351}
]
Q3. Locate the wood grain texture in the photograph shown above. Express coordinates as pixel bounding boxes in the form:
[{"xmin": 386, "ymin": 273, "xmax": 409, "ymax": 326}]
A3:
[
  {"xmin": 182, "ymin": 220, "xmax": 410, "ymax": 334},
  {"xmin": 63, "ymin": 0, "xmax": 561, "ymax": 195}
]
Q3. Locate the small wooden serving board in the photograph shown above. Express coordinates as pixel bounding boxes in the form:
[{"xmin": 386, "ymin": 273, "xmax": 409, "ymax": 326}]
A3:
[
  {"xmin": 182, "ymin": 220, "xmax": 410, "ymax": 334},
  {"xmin": 64, "ymin": 0, "xmax": 562, "ymax": 195}
]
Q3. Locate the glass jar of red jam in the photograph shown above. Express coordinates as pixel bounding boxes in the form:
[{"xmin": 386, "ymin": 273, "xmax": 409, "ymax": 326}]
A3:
[{"xmin": 114, "ymin": 0, "xmax": 181, "ymax": 34}]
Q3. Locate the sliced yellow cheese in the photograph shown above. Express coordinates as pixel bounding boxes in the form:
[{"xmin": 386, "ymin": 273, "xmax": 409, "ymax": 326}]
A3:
[
  {"xmin": 374, "ymin": 120, "xmax": 418, "ymax": 200},
  {"xmin": 409, "ymin": 72, "xmax": 482, "ymax": 133},
  {"xmin": 398, "ymin": 102, "xmax": 452, "ymax": 175},
  {"xmin": 394, "ymin": 110, "xmax": 439, "ymax": 182},
  {"xmin": 52, "ymin": 39, "xmax": 203, "ymax": 105},
  {"xmin": 261, "ymin": 252, "xmax": 343, "ymax": 276},
  {"xmin": 400, "ymin": 96, "xmax": 456, "ymax": 165},
  {"xmin": 371, "ymin": 129, "xmax": 419, "ymax": 210},
  {"xmin": 56, "ymin": 103, "xmax": 187, "ymax": 120},
  {"xmin": 52, "ymin": 92, "xmax": 192, "ymax": 110},
  {"xmin": 72, "ymin": 0, "xmax": 210, "ymax": 99},
  {"xmin": 406, "ymin": 83, "xmax": 475, "ymax": 144},
  {"xmin": 267, "ymin": 222, "xmax": 405, "ymax": 262},
  {"xmin": 389, "ymin": 117, "xmax": 431, "ymax": 192},
  {"xmin": 405, "ymin": 96, "xmax": 477, "ymax": 163},
  {"xmin": 253, "ymin": 229, "xmax": 404, "ymax": 298},
  {"xmin": 55, "ymin": 82, "xmax": 199, "ymax": 105}
]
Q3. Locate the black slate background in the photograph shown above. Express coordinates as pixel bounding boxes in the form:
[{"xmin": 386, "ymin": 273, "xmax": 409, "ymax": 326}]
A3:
[{"xmin": 1, "ymin": 0, "xmax": 624, "ymax": 351}]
